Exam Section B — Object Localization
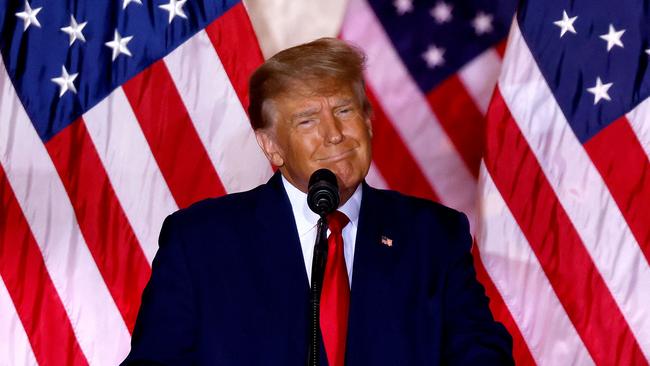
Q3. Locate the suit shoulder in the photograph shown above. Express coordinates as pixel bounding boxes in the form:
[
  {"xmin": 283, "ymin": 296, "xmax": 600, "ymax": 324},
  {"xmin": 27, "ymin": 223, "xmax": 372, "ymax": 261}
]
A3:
[
  {"xmin": 165, "ymin": 183, "xmax": 266, "ymax": 229},
  {"xmin": 370, "ymin": 186, "xmax": 467, "ymax": 224}
]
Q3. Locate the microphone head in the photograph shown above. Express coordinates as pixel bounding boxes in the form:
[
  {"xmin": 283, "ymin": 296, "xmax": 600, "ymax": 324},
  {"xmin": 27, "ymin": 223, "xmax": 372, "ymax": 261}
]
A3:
[{"xmin": 307, "ymin": 169, "xmax": 340, "ymax": 217}]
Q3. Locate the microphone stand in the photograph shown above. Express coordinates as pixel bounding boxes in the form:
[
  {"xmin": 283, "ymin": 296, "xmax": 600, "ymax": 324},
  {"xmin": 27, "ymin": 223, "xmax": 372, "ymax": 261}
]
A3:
[{"xmin": 308, "ymin": 216, "xmax": 329, "ymax": 366}]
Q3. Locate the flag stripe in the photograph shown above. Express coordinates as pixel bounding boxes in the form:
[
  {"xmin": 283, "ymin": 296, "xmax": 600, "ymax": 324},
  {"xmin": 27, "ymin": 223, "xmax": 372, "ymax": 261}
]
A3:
[
  {"xmin": 341, "ymin": 0, "xmax": 477, "ymax": 223},
  {"xmin": 45, "ymin": 118, "xmax": 151, "ymax": 333},
  {"xmin": 83, "ymin": 88, "xmax": 178, "ymax": 264},
  {"xmin": 487, "ymin": 87, "xmax": 647, "ymax": 366},
  {"xmin": 494, "ymin": 39, "xmax": 508, "ymax": 58},
  {"xmin": 472, "ymin": 247, "xmax": 537, "ymax": 366},
  {"xmin": 584, "ymin": 117, "xmax": 650, "ymax": 263},
  {"xmin": 0, "ymin": 276, "xmax": 39, "ymax": 366},
  {"xmin": 163, "ymin": 30, "xmax": 272, "ymax": 193},
  {"xmin": 366, "ymin": 87, "xmax": 439, "ymax": 201},
  {"xmin": 477, "ymin": 164, "xmax": 595, "ymax": 366},
  {"xmin": 457, "ymin": 48, "xmax": 502, "ymax": 115},
  {"xmin": 0, "ymin": 167, "xmax": 87, "ymax": 366},
  {"xmin": 426, "ymin": 75, "xmax": 484, "ymax": 177},
  {"xmin": 0, "ymin": 60, "xmax": 131, "ymax": 366},
  {"xmin": 205, "ymin": 2, "xmax": 265, "ymax": 111},
  {"xmin": 501, "ymin": 20, "xmax": 650, "ymax": 358},
  {"xmin": 627, "ymin": 98, "xmax": 650, "ymax": 164},
  {"xmin": 122, "ymin": 60, "xmax": 227, "ymax": 208}
]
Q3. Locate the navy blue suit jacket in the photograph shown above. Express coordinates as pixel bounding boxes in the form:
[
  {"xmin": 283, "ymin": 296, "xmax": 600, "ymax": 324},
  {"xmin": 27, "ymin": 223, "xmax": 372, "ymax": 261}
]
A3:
[{"xmin": 123, "ymin": 172, "xmax": 513, "ymax": 365}]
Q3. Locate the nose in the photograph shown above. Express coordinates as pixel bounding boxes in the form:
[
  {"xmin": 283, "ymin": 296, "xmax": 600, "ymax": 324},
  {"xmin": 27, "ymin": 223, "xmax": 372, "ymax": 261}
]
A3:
[{"xmin": 320, "ymin": 110, "xmax": 344, "ymax": 145}]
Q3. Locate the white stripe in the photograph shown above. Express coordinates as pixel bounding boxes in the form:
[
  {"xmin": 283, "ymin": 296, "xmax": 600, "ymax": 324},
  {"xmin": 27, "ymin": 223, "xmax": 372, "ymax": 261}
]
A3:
[
  {"xmin": 0, "ymin": 60, "xmax": 131, "ymax": 366},
  {"xmin": 341, "ymin": 0, "xmax": 477, "ymax": 224},
  {"xmin": 458, "ymin": 48, "xmax": 502, "ymax": 115},
  {"xmin": 477, "ymin": 165, "xmax": 595, "ymax": 366},
  {"xmin": 83, "ymin": 88, "xmax": 178, "ymax": 264},
  {"xmin": 163, "ymin": 30, "xmax": 273, "ymax": 193},
  {"xmin": 499, "ymin": 19, "xmax": 650, "ymax": 358},
  {"xmin": 626, "ymin": 97, "xmax": 650, "ymax": 161},
  {"xmin": 0, "ymin": 276, "xmax": 38, "ymax": 366},
  {"xmin": 366, "ymin": 161, "xmax": 389, "ymax": 190}
]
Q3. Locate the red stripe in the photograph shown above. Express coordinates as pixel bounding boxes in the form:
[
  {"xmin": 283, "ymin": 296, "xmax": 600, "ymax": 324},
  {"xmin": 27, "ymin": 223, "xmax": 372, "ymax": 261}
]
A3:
[
  {"xmin": 205, "ymin": 2, "xmax": 265, "ymax": 111},
  {"xmin": 485, "ymin": 88, "xmax": 647, "ymax": 366},
  {"xmin": 0, "ymin": 165, "xmax": 88, "ymax": 366},
  {"xmin": 494, "ymin": 39, "xmax": 507, "ymax": 59},
  {"xmin": 426, "ymin": 75, "xmax": 485, "ymax": 177},
  {"xmin": 584, "ymin": 117, "xmax": 650, "ymax": 265},
  {"xmin": 366, "ymin": 87, "xmax": 439, "ymax": 202},
  {"xmin": 472, "ymin": 245, "xmax": 536, "ymax": 366},
  {"xmin": 123, "ymin": 60, "xmax": 227, "ymax": 208},
  {"xmin": 46, "ymin": 118, "xmax": 151, "ymax": 333}
]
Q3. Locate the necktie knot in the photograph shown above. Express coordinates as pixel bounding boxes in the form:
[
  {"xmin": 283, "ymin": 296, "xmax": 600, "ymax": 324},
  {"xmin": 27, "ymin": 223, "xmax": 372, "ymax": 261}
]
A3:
[{"xmin": 327, "ymin": 211, "xmax": 349, "ymax": 234}]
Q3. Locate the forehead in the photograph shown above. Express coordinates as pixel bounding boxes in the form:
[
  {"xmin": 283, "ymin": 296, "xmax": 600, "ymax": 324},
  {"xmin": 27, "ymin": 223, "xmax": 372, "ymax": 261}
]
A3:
[{"xmin": 274, "ymin": 82, "xmax": 356, "ymax": 112}]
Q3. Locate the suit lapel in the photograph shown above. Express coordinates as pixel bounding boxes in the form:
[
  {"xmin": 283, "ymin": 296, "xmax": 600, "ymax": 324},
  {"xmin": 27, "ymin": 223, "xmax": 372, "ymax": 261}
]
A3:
[
  {"xmin": 254, "ymin": 172, "xmax": 311, "ymax": 292},
  {"xmin": 346, "ymin": 183, "xmax": 405, "ymax": 362},
  {"xmin": 252, "ymin": 172, "xmax": 311, "ymax": 357},
  {"xmin": 349, "ymin": 182, "xmax": 405, "ymax": 295}
]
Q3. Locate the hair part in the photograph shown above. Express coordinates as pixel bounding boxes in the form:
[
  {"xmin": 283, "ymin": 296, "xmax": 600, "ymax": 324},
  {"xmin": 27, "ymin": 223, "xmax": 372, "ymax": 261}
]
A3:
[{"xmin": 248, "ymin": 37, "xmax": 372, "ymax": 130}]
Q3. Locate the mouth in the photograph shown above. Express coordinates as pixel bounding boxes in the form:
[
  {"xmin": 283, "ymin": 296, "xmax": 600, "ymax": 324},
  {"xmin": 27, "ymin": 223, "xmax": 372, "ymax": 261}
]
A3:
[{"xmin": 316, "ymin": 148, "xmax": 356, "ymax": 162}]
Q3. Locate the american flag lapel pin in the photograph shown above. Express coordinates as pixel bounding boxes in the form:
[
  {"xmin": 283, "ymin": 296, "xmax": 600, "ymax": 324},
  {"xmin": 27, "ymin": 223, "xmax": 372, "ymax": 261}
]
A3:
[{"xmin": 381, "ymin": 235, "xmax": 393, "ymax": 247}]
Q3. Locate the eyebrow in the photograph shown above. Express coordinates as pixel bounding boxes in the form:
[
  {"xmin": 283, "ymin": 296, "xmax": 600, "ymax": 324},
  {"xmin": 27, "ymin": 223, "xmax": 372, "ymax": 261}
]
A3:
[
  {"xmin": 290, "ymin": 98, "xmax": 355, "ymax": 120},
  {"xmin": 332, "ymin": 98, "xmax": 354, "ymax": 107},
  {"xmin": 291, "ymin": 107, "xmax": 321, "ymax": 120}
]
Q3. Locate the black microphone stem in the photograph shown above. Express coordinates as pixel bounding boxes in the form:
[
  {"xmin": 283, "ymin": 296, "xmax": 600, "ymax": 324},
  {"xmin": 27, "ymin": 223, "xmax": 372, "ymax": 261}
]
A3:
[
  {"xmin": 306, "ymin": 168, "xmax": 339, "ymax": 366},
  {"xmin": 308, "ymin": 216, "xmax": 329, "ymax": 366}
]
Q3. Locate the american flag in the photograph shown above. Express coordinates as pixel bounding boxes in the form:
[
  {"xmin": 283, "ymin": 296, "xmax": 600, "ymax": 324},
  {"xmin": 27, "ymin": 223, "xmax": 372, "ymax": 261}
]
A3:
[
  {"xmin": 1, "ymin": 0, "xmax": 271, "ymax": 364},
  {"xmin": 2, "ymin": 0, "xmax": 648, "ymax": 365},
  {"xmin": 477, "ymin": 0, "xmax": 650, "ymax": 364}
]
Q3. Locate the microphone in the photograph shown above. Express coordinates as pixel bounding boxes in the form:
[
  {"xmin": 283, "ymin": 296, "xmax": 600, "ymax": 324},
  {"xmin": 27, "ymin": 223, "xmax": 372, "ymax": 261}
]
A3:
[
  {"xmin": 307, "ymin": 169, "xmax": 340, "ymax": 217},
  {"xmin": 306, "ymin": 168, "xmax": 339, "ymax": 366}
]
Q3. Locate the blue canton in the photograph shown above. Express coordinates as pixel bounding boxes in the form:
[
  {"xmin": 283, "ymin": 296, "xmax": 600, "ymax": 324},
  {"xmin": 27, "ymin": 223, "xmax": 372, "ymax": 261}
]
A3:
[
  {"xmin": 518, "ymin": 0, "xmax": 650, "ymax": 143},
  {"xmin": 367, "ymin": 0, "xmax": 516, "ymax": 94},
  {"xmin": 0, "ymin": 0, "xmax": 239, "ymax": 143}
]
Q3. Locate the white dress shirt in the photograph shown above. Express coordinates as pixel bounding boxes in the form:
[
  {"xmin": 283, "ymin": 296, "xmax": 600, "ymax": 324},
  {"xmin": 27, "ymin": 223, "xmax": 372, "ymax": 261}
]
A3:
[{"xmin": 281, "ymin": 175, "xmax": 362, "ymax": 286}]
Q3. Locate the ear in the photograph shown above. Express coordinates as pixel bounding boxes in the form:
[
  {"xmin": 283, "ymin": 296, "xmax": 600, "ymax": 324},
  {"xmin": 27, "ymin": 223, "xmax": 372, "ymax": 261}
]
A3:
[
  {"xmin": 255, "ymin": 130, "xmax": 285, "ymax": 167},
  {"xmin": 365, "ymin": 116, "xmax": 373, "ymax": 139}
]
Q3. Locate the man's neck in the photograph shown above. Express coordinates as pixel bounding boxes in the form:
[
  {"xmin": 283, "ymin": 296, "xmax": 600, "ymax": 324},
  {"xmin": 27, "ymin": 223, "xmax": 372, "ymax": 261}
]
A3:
[{"xmin": 279, "ymin": 171, "xmax": 359, "ymax": 207}]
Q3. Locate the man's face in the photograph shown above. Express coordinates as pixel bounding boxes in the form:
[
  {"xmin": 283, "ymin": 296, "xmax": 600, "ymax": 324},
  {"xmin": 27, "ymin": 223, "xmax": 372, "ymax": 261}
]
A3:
[{"xmin": 255, "ymin": 83, "xmax": 372, "ymax": 201}]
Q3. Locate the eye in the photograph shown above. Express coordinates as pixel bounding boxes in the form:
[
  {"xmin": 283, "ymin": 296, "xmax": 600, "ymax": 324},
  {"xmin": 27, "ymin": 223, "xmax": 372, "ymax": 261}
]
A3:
[
  {"xmin": 298, "ymin": 119, "xmax": 316, "ymax": 126},
  {"xmin": 336, "ymin": 107, "xmax": 354, "ymax": 117}
]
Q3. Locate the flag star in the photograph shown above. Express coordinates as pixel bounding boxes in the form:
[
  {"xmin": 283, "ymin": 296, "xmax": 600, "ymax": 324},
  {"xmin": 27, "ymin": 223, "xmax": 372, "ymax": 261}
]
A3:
[
  {"xmin": 393, "ymin": 0, "xmax": 413, "ymax": 15},
  {"xmin": 430, "ymin": 2, "xmax": 453, "ymax": 24},
  {"xmin": 553, "ymin": 10, "xmax": 577, "ymax": 38},
  {"xmin": 51, "ymin": 66, "xmax": 78, "ymax": 97},
  {"xmin": 472, "ymin": 12, "xmax": 493, "ymax": 35},
  {"xmin": 105, "ymin": 30, "xmax": 133, "ymax": 61},
  {"xmin": 587, "ymin": 77, "xmax": 613, "ymax": 105},
  {"xmin": 599, "ymin": 24, "xmax": 625, "ymax": 51},
  {"xmin": 15, "ymin": 1, "xmax": 42, "ymax": 31},
  {"xmin": 646, "ymin": 49, "xmax": 650, "ymax": 56},
  {"xmin": 122, "ymin": 0, "xmax": 142, "ymax": 9},
  {"xmin": 159, "ymin": 0, "xmax": 188, "ymax": 23},
  {"xmin": 60, "ymin": 15, "xmax": 87, "ymax": 46},
  {"xmin": 422, "ymin": 45, "xmax": 445, "ymax": 68}
]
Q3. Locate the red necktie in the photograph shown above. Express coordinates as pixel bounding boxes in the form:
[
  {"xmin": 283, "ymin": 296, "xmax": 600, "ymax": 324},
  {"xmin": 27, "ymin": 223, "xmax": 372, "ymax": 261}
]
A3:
[{"xmin": 320, "ymin": 211, "xmax": 350, "ymax": 366}]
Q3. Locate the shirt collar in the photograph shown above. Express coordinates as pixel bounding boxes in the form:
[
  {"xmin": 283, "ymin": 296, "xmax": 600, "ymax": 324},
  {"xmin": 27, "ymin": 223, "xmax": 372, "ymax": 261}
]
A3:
[{"xmin": 282, "ymin": 174, "xmax": 362, "ymax": 236}]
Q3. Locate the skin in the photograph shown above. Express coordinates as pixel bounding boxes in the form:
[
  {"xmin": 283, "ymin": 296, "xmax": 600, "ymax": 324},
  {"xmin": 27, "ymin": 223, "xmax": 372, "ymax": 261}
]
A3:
[{"xmin": 255, "ymin": 82, "xmax": 373, "ymax": 206}]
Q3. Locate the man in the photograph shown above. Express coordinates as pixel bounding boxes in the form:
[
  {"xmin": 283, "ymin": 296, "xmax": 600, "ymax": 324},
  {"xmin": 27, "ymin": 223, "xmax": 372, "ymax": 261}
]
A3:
[{"xmin": 123, "ymin": 38, "xmax": 513, "ymax": 365}]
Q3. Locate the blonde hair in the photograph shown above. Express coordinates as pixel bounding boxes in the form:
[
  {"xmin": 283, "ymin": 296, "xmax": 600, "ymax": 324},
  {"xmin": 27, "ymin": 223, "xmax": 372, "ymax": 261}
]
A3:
[{"xmin": 248, "ymin": 37, "xmax": 371, "ymax": 130}]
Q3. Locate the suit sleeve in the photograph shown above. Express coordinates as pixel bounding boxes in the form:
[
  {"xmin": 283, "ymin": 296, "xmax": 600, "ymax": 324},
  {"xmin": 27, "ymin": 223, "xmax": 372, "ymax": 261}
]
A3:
[
  {"xmin": 440, "ymin": 212, "xmax": 514, "ymax": 365},
  {"xmin": 121, "ymin": 214, "xmax": 198, "ymax": 365}
]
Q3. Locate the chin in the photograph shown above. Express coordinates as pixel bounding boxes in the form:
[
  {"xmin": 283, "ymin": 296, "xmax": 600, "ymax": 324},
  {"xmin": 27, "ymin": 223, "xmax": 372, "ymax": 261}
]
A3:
[{"xmin": 331, "ymin": 165, "xmax": 365, "ymax": 191}]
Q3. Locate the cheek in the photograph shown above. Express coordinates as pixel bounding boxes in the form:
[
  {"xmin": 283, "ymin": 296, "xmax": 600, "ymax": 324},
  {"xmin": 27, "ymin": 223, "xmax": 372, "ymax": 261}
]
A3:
[{"xmin": 287, "ymin": 134, "xmax": 321, "ymax": 165}]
